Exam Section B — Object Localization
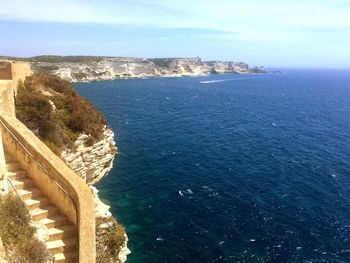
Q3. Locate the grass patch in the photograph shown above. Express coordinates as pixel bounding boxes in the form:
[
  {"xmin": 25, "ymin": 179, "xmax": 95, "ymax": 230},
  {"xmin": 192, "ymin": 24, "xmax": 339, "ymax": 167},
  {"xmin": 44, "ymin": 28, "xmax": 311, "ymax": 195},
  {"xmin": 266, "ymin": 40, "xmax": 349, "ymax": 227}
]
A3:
[{"xmin": 0, "ymin": 193, "xmax": 48, "ymax": 263}]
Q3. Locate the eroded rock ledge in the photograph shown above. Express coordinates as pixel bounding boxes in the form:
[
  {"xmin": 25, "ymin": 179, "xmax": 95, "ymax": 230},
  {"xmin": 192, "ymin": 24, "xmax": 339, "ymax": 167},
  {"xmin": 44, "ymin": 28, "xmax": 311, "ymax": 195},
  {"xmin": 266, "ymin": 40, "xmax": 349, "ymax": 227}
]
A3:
[{"xmin": 62, "ymin": 127, "xmax": 116, "ymax": 185}]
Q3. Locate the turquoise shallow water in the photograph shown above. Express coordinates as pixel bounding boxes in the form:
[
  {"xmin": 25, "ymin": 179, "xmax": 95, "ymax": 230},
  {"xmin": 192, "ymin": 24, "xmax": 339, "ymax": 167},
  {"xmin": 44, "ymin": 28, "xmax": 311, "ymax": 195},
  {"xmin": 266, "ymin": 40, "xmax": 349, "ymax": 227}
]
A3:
[{"xmin": 75, "ymin": 70, "xmax": 350, "ymax": 262}]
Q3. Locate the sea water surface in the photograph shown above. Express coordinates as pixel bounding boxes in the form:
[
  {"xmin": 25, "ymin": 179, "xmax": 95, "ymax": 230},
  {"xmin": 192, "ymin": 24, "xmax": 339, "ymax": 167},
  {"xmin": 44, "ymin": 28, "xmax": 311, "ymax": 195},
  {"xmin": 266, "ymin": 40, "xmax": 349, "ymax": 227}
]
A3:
[{"xmin": 75, "ymin": 70, "xmax": 350, "ymax": 262}]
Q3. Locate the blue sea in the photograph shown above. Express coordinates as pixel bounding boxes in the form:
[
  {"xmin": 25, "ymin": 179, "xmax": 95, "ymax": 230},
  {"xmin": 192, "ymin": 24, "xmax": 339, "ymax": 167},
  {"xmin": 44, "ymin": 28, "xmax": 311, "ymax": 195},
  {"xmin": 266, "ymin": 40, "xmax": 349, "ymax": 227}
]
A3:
[{"xmin": 75, "ymin": 69, "xmax": 350, "ymax": 263}]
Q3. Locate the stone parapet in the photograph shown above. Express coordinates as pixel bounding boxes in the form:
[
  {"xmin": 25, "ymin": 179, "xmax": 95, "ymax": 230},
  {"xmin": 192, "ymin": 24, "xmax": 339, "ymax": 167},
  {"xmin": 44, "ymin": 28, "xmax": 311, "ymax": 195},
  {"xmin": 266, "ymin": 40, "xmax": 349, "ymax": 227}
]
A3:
[{"xmin": 0, "ymin": 62, "xmax": 96, "ymax": 263}]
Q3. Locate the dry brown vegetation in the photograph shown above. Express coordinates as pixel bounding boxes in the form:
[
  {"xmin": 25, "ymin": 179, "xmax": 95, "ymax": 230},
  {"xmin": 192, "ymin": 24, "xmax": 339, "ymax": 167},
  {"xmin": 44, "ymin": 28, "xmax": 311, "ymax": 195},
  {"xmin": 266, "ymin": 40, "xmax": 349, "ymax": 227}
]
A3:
[
  {"xmin": 0, "ymin": 193, "xmax": 49, "ymax": 263},
  {"xmin": 15, "ymin": 72, "xmax": 107, "ymax": 154},
  {"xmin": 96, "ymin": 217, "xmax": 126, "ymax": 263}
]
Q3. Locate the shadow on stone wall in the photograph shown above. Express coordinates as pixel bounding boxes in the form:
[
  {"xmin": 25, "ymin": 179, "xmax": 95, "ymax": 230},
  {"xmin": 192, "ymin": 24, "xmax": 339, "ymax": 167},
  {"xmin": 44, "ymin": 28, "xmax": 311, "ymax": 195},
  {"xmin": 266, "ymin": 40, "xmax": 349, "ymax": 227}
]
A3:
[{"xmin": 0, "ymin": 62, "xmax": 12, "ymax": 80}]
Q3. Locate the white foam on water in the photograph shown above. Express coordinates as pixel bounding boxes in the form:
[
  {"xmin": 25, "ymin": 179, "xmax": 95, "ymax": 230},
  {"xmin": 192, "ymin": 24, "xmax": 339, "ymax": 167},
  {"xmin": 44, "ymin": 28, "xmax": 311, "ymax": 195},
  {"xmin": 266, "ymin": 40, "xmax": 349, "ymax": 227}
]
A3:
[
  {"xmin": 202, "ymin": 186, "xmax": 213, "ymax": 192},
  {"xmin": 200, "ymin": 76, "xmax": 267, "ymax": 84},
  {"xmin": 186, "ymin": 189, "xmax": 193, "ymax": 194},
  {"xmin": 179, "ymin": 189, "xmax": 193, "ymax": 196},
  {"xmin": 200, "ymin": 80, "xmax": 228, "ymax": 84}
]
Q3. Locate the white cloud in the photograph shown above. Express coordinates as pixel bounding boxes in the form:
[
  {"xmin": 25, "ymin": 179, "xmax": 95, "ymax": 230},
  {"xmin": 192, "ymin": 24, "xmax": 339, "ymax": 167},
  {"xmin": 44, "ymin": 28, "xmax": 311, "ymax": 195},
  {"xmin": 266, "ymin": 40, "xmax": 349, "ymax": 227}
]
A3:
[{"xmin": 1, "ymin": 0, "xmax": 350, "ymax": 43}]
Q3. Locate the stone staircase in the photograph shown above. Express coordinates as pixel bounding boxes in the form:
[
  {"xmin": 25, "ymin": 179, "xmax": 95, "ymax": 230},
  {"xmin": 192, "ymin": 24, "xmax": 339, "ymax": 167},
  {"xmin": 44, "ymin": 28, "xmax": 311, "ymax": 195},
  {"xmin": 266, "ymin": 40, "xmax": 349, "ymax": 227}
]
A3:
[{"xmin": 6, "ymin": 153, "xmax": 78, "ymax": 263}]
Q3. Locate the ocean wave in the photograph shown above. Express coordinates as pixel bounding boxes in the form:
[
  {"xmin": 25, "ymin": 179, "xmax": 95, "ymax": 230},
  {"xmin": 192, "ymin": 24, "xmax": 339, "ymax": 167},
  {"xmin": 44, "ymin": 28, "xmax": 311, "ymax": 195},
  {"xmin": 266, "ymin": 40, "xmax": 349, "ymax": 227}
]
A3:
[
  {"xmin": 200, "ymin": 80, "xmax": 229, "ymax": 84},
  {"xmin": 202, "ymin": 185, "xmax": 213, "ymax": 192},
  {"xmin": 200, "ymin": 76, "xmax": 267, "ymax": 84},
  {"xmin": 179, "ymin": 189, "xmax": 193, "ymax": 196}
]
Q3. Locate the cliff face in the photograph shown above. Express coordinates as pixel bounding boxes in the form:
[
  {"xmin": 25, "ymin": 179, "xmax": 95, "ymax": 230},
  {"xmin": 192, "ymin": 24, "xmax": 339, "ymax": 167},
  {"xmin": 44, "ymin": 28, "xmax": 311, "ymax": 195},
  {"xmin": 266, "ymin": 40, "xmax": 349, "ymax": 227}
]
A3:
[
  {"xmin": 29, "ymin": 57, "xmax": 259, "ymax": 82},
  {"xmin": 62, "ymin": 127, "xmax": 116, "ymax": 184}
]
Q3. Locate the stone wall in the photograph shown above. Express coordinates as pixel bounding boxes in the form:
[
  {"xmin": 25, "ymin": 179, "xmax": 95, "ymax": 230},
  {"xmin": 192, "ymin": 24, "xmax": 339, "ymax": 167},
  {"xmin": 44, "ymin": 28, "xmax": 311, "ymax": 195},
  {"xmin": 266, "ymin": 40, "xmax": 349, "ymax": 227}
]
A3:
[
  {"xmin": 0, "ymin": 115, "xmax": 96, "ymax": 262},
  {"xmin": 0, "ymin": 62, "xmax": 96, "ymax": 263}
]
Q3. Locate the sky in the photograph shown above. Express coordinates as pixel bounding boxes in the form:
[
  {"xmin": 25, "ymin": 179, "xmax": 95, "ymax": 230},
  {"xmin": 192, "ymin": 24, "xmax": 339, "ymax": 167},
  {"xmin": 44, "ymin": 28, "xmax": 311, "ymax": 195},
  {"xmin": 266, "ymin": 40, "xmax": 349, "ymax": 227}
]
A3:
[{"xmin": 1, "ymin": 0, "xmax": 350, "ymax": 68}]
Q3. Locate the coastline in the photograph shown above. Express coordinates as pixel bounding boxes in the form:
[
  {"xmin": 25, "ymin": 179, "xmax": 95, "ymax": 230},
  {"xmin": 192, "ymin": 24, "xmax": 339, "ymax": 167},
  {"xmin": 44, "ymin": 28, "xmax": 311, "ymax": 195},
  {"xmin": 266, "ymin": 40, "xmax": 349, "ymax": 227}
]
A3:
[
  {"xmin": 0, "ymin": 55, "xmax": 266, "ymax": 83},
  {"xmin": 58, "ymin": 68, "xmax": 266, "ymax": 83}
]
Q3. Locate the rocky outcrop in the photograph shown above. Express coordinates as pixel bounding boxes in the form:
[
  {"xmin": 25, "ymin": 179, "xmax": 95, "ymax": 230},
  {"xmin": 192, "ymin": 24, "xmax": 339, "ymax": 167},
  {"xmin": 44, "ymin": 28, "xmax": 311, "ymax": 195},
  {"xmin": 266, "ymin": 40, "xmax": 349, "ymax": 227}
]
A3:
[
  {"xmin": 118, "ymin": 235, "xmax": 131, "ymax": 263},
  {"xmin": 92, "ymin": 186, "xmax": 131, "ymax": 263},
  {"xmin": 62, "ymin": 128, "xmax": 131, "ymax": 262},
  {"xmin": 29, "ymin": 56, "xmax": 263, "ymax": 82},
  {"xmin": 62, "ymin": 127, "xmax": 116, "ymax": 185},
  {"xmin": 90, "ymin": 186, "xmax": 112, "ymax": 218},
  {"xmin": 204, "ymin": 61, "xmax": 250, "ymax": 74}
]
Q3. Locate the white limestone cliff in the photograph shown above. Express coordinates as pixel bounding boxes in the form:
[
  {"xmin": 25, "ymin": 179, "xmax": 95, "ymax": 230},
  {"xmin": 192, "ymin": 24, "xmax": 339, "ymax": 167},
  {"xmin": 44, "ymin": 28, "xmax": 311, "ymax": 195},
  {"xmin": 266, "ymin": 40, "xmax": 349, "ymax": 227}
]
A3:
[
  {"xmin": 61, "ymin": 127, "xmax": 130, "ymax": 262},
  {"xmin": 62, "ymin": 127, "xmax": 116, "ymax": 184},
  {"xmin": 31, "ymin": 57, "xmax": 258, "ymax": 82}
]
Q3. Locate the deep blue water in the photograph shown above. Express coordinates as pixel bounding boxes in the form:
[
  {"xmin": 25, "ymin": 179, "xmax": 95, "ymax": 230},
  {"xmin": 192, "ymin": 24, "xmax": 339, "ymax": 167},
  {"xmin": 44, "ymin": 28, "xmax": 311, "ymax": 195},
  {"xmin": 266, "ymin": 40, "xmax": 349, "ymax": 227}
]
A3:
[{"xmin": 75, "ymin": 70, "xmax": 350, "ymax": 263}]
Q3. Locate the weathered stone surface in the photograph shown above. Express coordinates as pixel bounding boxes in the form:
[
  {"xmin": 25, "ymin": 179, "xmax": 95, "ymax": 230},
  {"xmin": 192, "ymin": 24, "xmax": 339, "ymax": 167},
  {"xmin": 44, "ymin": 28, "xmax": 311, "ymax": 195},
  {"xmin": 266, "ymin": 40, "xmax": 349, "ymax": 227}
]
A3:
[
  {"xmin": 0, "ymin": 237, "xmax": 6, "ymax": 263},
  {"xmin": 62, "ymin": 127, "xmax": 116, "ymax": 184},
  {"xmin": 90, "ymin": 186, "xmax": 112, "ymax": 218},
  {"xmin": 0, "ymin": 62, "xmax": 12, "ymax": 80}
]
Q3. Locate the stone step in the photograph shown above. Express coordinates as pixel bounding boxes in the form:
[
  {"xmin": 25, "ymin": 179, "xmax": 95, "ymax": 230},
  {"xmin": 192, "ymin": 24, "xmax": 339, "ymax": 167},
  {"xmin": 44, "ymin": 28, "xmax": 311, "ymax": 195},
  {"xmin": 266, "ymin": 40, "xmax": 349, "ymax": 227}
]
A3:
[
  {"xmin": 7, "ymin": 170, "xmax": 27, "ymax": 180},
  {"xmin": 5, "ymin": 153, "xmax": 16, "ymax": 163},
  {"xmin": 24, "ymin": 196, "xmax": 51, "ymax": 210},
  {"xmin": 18, "ymin": 187, "xmax": 42, "ymax": 200},
  {"xmin": 40, "ymin": 215, "xmax": 69, "ymax": 229},
  {"xmin": 30, "ymin": 205, "xmax": 59, "ymax": 221},
  {"xmin": 12, "ymin": 177, "xmax": 35, "ymax": 190},
  {"xmin": 4, "ymin": 153, "xmax": 78, "ymax": 262},
  {"xmin": 48, "ymin": 225, "xmax": 77, "ymax": 241},
  {"xmin": 6, "ymin": 162, "xmax": 21, "ymax": 171},
  {"xmin": 47, "ymin": 237, "xmax": 77, "ymax": 254},
  {"xmin": 4, "ymin": 154, "xmax": 16, "ymax": 162},
  {"xmin": 53, "ymin": 251, "xmax": 77, "ymax": 263}
]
